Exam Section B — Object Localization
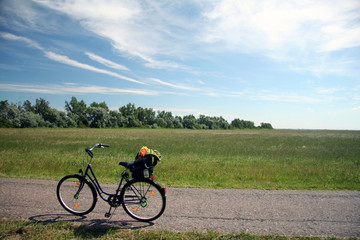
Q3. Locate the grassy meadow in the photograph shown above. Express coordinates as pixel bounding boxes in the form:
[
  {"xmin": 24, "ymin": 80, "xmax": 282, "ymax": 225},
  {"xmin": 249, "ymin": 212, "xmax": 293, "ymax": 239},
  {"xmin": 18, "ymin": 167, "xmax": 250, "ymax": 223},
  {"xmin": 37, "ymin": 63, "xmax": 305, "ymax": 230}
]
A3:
[
  {"xmin": 1, "ymin": 218, "xmax": 351, "ymax": 240},
  {"xmin": 0, "ymin": 128, "xmax": 359, "ymax": 190}
]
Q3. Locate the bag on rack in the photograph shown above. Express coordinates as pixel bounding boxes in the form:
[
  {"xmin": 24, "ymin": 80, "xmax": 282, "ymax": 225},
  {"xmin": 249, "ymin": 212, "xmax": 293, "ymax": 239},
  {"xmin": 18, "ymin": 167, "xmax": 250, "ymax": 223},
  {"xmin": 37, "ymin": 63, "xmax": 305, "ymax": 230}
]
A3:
[{"xmin": 131, "ymin": 146, "xmax": 161, "ymax": 179}]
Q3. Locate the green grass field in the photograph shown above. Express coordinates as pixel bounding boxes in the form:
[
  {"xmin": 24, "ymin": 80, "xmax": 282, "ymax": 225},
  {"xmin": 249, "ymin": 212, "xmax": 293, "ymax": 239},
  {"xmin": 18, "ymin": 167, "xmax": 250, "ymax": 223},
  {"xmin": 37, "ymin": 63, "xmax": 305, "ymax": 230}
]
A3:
[
  {"xmin": 1, "ymin": 218, "xmax": 351, "ymax": 240},
  {"xmin": 0, "ymin": 128, "xmax": 359, "ymax": 190}
]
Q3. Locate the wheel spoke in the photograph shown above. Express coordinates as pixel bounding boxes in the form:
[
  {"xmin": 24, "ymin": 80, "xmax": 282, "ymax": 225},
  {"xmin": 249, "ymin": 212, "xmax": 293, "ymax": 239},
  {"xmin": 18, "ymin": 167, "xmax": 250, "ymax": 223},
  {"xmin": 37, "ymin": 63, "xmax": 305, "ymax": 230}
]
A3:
[
  {"xmin": 57, "ymin": 175, "xmax": 97, "ymax": 216},
  {"xmin": 121, "ymin": 179, "xmax": 165, "ymax": 222}
]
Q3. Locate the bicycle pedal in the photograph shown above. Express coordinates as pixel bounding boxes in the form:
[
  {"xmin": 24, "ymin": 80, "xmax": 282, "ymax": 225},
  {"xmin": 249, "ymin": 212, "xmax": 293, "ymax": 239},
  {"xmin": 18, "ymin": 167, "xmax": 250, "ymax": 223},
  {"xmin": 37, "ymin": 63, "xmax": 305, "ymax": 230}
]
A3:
[{"xmin": 104, "ymin": 212, "xmax": 111, "ymax": 218}]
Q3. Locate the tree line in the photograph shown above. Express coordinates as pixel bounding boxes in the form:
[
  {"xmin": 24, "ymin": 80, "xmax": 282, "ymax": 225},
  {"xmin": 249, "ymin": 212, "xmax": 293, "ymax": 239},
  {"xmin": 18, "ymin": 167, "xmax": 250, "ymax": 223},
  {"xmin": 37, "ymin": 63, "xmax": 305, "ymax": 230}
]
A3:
[{"xmin": 0, "ymin": 97, "xmax": 273, "ymax": 129}]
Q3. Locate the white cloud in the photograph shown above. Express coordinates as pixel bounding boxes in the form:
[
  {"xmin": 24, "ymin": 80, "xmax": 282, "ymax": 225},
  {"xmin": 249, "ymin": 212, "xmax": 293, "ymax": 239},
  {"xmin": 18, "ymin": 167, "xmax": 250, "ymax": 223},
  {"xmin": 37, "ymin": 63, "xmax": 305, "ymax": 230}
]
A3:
[
  {"xmin": 257, "ymin": 93, "xmax": 324, "ymax": 103},
  {"xmin": 0, "ymin": 64, "xmax": 21, "ymax": 71},
  {"xmin": 0, "ymin": 83, "xmax": 156, "ymax": 95},
  {"xmin": 44, "ymin": 52, "xmax": 141, "ymax": 83},
  {"xmin": 0, "ymin": 32, "xmax": 44, "ymax": 51},
  {"xmin": 32, "ymin": 0, "xmax": 206, "ymax": 70},
  {"xmin": 0, "ymin": 32, "xmax": 144, "ymax": 84},
  {"xmin": 252, "ymin": 87, "xmax": 351, "ymax": 104},
  {"xmin": 32, "ymin": 0, "xmax": 138, "ymax": 22},
  {"xmin": 85, "ymin": 52, "xmax": 129, "ymax": 71},
  {"xmin": 316, "ymin": 87, "xmax": 342, "ymax": 95},
  {"xmin": 29, "ymin": 0, "xmax": 360, "ymax": 78},
  {"xmin": 148, "ymin": 78, "xmax": 199, "ymax": 91},
  {"xmin": 200, "ymin": 0, "xmax": 360, "ymax": 78},
  {"xmin": 202, "ymin": 0, "xmax": 360, "ymax": 55},
  {"xmin": 1, "ymin": 0, "xmax": 49, "ymax": 32}
]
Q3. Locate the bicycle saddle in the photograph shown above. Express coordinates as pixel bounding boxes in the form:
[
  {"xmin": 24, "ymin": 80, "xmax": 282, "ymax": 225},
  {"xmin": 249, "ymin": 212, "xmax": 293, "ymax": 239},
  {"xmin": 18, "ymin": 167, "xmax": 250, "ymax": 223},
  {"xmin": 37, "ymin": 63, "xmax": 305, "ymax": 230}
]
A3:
[
  {"xmin": 119, "ymin": 157, "xmax": 151, "ymax": 169},
  {"xmin": 119, "ymin": 161, "xmax": 135, "ymax": 169}
]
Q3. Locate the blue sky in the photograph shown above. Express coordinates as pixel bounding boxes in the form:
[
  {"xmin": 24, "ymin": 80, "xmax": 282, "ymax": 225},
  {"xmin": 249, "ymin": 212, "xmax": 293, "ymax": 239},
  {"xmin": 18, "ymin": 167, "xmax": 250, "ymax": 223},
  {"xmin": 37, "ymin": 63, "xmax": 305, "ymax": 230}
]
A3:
[{"xmin": 1, "ymin": 0, "xmax": 359, "ymax": 129}]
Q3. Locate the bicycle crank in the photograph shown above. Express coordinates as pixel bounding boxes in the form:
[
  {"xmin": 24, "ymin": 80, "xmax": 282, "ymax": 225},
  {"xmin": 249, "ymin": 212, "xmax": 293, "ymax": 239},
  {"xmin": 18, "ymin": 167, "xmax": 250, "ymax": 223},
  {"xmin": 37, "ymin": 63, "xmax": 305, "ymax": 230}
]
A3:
[{"xmin": 108, "ymin": 195, "xmax": 122, "ymax": 207}]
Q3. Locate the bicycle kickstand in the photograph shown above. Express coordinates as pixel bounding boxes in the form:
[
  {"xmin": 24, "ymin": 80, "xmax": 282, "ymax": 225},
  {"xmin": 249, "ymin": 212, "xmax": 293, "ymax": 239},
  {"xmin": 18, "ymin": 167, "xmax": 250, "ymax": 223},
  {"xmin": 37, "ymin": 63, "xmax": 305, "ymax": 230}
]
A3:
[{"xmin": 105, "ymin": 206, "xmax": 116, "ymax": 220}]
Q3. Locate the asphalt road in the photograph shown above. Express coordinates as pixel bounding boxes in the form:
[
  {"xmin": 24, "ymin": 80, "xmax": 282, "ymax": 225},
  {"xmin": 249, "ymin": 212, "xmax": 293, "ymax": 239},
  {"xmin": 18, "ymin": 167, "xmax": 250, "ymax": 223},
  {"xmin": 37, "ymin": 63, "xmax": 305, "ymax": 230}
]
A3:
[{"xmin": 0, "ymin": 178, "xmax": 359, "ymax": 237}]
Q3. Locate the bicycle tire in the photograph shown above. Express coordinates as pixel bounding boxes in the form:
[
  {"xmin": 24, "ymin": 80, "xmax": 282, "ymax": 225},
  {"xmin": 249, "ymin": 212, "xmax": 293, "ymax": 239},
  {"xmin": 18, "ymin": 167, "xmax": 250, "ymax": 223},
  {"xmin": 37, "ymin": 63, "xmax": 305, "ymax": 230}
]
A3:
[
  {"xmin": 120, "ymin": 178, "xmax": 166, "ymax": 222},
  {"xmin": 57, "ymin": 174, "xmax": 97, "ymax": 216}
]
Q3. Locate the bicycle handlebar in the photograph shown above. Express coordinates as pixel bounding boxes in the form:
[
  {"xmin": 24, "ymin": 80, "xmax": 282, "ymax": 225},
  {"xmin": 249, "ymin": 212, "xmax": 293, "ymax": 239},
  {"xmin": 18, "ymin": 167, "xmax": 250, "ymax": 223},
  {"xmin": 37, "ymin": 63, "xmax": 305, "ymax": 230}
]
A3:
[
  {"xmin": 89, "ymin": 143, "xmax": 110, "ymax": 151},
  {"xmin": 86, "ymin": 143, "xmax": 110, "ymax": 158}
]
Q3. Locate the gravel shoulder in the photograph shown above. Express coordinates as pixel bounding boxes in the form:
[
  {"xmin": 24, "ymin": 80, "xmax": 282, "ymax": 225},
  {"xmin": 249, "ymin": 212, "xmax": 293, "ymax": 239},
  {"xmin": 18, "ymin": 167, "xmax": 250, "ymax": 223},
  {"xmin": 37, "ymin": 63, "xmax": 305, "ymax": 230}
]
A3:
[{"xmin": 0, "ymin": 178, "xmax": 359, "ymax": 237}]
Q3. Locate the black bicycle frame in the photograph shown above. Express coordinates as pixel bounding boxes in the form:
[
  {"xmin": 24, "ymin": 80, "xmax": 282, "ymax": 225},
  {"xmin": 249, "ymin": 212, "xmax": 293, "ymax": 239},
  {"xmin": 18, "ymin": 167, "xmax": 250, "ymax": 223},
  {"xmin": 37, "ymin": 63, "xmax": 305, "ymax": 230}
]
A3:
[{"xmin": 81, "ymin": 162, "xmax": 128, "ymax": 202}]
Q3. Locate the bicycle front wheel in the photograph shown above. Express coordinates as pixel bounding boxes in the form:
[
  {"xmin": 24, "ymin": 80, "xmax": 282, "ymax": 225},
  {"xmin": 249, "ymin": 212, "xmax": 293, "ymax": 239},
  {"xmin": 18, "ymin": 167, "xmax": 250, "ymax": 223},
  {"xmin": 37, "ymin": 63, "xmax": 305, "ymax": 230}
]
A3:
[
  {"xmin": 57, "ymin": 175, "xmax": 97, "ymax": 216},
  {"xmin": 121, "ymin": 178, "xmax": 166, "ymax": 222}
]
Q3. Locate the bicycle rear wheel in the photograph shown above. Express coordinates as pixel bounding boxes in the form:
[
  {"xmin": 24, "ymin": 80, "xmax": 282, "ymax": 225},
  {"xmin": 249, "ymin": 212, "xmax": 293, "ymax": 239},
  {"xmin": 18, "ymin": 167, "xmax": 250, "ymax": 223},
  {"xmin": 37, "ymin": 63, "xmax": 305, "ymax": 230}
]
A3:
[
  {"xmin": 121, "ymin": 178, "xmax": 166, "ymax": 222},
  {"xmin": 57, "ymin": 175, "xmax": 97, "ymax": 216}
]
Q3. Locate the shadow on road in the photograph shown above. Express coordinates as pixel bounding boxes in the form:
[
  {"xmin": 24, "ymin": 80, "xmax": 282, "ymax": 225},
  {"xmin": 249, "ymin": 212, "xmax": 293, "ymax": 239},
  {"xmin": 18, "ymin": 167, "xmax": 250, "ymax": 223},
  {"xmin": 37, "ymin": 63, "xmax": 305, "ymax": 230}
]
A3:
[{"xmin": 28, "ymin": 214, "xmax": 154, "ymax": 238}]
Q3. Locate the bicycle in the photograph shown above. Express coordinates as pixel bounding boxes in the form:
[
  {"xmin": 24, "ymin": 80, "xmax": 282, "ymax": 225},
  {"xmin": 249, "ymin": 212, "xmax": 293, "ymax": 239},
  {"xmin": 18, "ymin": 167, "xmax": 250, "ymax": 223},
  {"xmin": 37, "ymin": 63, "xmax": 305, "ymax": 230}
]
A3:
[{"xmin": 56, "ymin": 144, "xmax": 166, "ymax": 222}]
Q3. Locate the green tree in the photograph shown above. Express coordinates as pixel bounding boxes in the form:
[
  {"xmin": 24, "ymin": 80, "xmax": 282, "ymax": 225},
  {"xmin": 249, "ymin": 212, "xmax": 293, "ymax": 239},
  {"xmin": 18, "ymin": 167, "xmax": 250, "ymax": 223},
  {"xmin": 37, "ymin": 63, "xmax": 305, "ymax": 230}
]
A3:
[
  {"xmin": 231, "ymin": 118, "xmax": 255, "ymax": 129},
  {"xmin": 183, "ymin": 115, "xmax": 198, "ymax": 129},
  {"xmin": 90, "ymin": 101, "xmax": 109, "ymax": 112},
  {"xmin": 260, "ymin": 122, "xmax": 273, "ymax": 129},
  {"xmin": 20, "ymin": 111, "xmax": 45, "ymax": 128},
  {"xmin": 119, "ymin": 103, "xmax": 139, "ymax": 127},
  {"xmin": 34, "ymin": 98, "xmax": 50, "ymax": 119},
  {"xmin": 22, "ymin": 100, "xmax": 35, "ymax": 113},
  {"xmin": 127, "ymin": 115, "xmax": 141, "ymax": 127},
  {"xmin": 65, "ymin": 97, "xmax": 88, "ymax": 127},
  {"xmin": 108, "ymin": 110, "xmax": 125, "ymax": 128},
  {"xmin": 33, "ymin": 98, "xmax": 68, "ymax": 127},
  {"xmin": 1, "ymin": 98, "xmax": 274, "ymax": 129},
  {"xmin": 218, "ymin": 116, "xmax": 230, "ymax": 129},
  {"xmin": 145, "ymin": 108, "xmax": 156, "ymax": 126},
  {"xmin": 137, "ymin": 107, "xmax": 156, "ymax": 126},
  {"xmin": 198, "ymin": 115, "xmax": 230, "ymax": 129},
  {"xmin": 155, "ymin": 118, "xmax": 167, "ymax": 128},
  {"xmin": 46, "ymin": 108, "xmax": 67, "ymax": 127},
  {"xmin": 157, "ymin": 111, "xmax": 175, "ymax": 128},
  {"xmin": 173, "ymin": 116, "xmax": 183, "ymax": 128},
  {"xmin": 119, "ymin": 103, "xmax": 136, "ymax": 118},
  {"xmin": 87, "ymin": 107, "xmax": 109, "ymax": 128},
  {"xmin": 0, "ymin": 100, "xmax": 20, "ymax": 127}
]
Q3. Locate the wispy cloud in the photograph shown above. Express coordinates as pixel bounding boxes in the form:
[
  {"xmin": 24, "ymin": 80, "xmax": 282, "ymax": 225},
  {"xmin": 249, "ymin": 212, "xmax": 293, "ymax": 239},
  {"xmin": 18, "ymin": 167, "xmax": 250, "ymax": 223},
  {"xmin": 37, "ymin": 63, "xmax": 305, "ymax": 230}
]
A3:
[
  {"xmin": 0, "ymin": 64, "xmax": 21, "ymax": 71},
  {"xmin": 0, "ymin": 83, "xmax": 156, "ymax": 95},
  {"xmin": 202, "ymin": 0, "xmax": 360, "ymax": 76},
  {"xmin": 85, "ymin": 52, "xmax": 129, "ymax": 71},
  {"xmin": 316, "ymin": 87, "xmax": 342, "ymax": 95},
  {"xmin": 30, "ymin": 0, "xmax": 360, "ymax": 78},
  {"xmin": 44, "ymin": 51, "xmax": 142, "ymax": 84},
  {"xmin": 202, "ymin": 0, "xmax": 360, "ymax": 55},
  {"xmin": 257, "ymin": 93, "xmax": 324, "ymax": 103},
  {"xmin": 0, "ymin": 32, "xmax": 144, "ymax": 84},
  {"xmin": 253, "ymin": 88, "xmax": 349, "ymax": 103},
  {"xmin": 290, "ymin": 57, "xmax": 360, "ymax": 77},
  {"xmin": 32, "ymin": 0, "xmax": 207, "ymax": 71},
  {"xmin": 148, "ymin": 78, "xmax": 199, "ymax": 91},
  {"xmin": 0, "ymin": 32, "xmax": 44, "ymax": 51}
]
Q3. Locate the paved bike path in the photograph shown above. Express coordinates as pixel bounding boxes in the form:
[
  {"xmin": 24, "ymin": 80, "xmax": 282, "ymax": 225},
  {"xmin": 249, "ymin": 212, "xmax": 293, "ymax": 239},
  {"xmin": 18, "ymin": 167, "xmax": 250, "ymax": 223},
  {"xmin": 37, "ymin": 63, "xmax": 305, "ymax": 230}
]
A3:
[{"xmin": 0, "ymin": 178, "xmax": 359, "ymax": 237}]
